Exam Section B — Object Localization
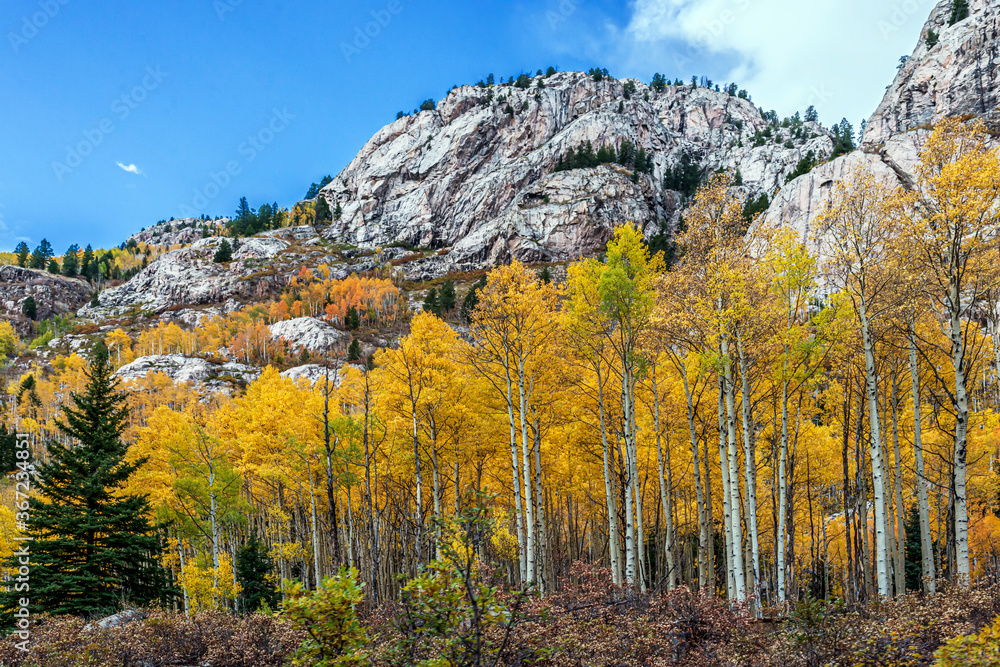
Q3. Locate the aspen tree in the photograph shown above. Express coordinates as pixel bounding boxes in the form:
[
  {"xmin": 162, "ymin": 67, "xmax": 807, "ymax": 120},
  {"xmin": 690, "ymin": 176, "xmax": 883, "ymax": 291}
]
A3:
[
  {"xmin": 902, "ymin": 118, "xmax": 1000, "ymax": 587},
  {"xmin": 814, "ymin": 166, "xmax": 902, "ymax": 598}
]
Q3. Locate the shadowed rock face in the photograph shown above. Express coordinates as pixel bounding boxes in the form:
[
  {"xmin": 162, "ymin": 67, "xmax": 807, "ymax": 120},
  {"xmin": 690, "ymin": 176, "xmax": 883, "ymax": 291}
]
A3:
[
  {"xmin": 318, "ymin": 71, "xmax": 832, "ymax": 272},
  {"xmin": 0, "ymin": 266, "xmax": 91, "ymax": 327}
]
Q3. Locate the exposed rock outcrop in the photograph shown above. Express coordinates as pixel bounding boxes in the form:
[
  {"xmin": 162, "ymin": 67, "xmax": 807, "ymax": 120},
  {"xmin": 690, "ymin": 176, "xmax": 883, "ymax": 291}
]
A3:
[
  {"xmin": 114, "ymin": 354, "xmax": 261, "ymax": 394},
  {"xmin": 127, "ymin": 217, "xmax": 228, "ymax": 248},
  {"xmin": 770, "ymin": 0, "xmax": 999, "ymax": 246},
  {"xmin": 268, "ymin": 317, "xmax": 351, "ymax": 353},
  {"xmin": 0, "ymin": 266, "xmax": 91, "ymax": 328},
  {"xmin": 79, "ymin": 237, "xmax": 297, "ymax": 317},
  {"xmin": 863, "ymin": 0, "xmax": 1000, "ymax": 146},
  {"xmin": 319, "ymin": 72, "xmax": 833, "ymax": 272}
]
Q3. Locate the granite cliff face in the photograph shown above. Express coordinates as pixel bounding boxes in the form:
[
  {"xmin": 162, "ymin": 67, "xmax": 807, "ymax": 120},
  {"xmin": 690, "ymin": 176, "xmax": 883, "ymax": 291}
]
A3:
[
  {"xmin": 0, "ymin": 266, "xmax": 91, "ymax": 331},
  {"xmin": 864, "ymin": 0, "xmax": 1000, "ymax": 146},
  {"xmin": 318, "ymin": 72, "xmax": 831, "ymax": 272},
  {"xmin": 768, "ymin": 0, "xmax": 1000, "ymax": 244},
  {"xmin": 84, "ymin": 0, "xmax": 1000, "ymax": 318}
]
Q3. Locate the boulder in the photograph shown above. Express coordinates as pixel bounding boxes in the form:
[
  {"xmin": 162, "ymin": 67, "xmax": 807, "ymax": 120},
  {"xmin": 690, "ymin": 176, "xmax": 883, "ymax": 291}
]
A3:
[
  {"xmin": 268, "ymin": 317, "xmax": 351, "ymax": 353},
  {"xmin": 114, "ymin": 354, "xmax": 261, "ymax": 394}
]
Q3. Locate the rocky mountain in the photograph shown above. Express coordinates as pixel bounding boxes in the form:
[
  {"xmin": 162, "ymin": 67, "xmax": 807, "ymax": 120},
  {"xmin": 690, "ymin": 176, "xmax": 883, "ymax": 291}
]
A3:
[
  {"xmin": 769, "ymin": 0, "xmax": 1000, "ymax": 243},
  {"xmin": 0, "ymin": 266, "xmax": 91, "ymax": 332},
  {"xmin": 77, "ymin": 0, "xmax": 1000, "ymax": 322},
  {"xmin": 126, "ymin": 217, "xmax": 228, "ymax": 248},
  {"xmin": 316, "ymin": 72, "xmax": 832, "ymax": 274},
  {"xmin": 863, "ymin": 0, "xmax": 1000, "ymax": 146}
]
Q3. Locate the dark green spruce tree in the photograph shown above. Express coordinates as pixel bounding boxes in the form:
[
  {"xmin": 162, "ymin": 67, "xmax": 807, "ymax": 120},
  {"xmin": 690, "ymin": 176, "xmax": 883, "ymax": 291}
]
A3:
[
  {"xmin": 235, "ymin": 534, "xmax": 280, "ymax": 614},
  {"xmin": 1, "ymin": 342, "xmax": 175, "ymax": 618}
]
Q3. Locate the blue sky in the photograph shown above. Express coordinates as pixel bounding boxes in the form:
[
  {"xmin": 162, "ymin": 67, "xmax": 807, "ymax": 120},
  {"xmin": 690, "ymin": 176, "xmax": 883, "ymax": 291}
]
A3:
[{"xmin": 0, "ymin": 0, "xmax": 932, "ymax": 252}]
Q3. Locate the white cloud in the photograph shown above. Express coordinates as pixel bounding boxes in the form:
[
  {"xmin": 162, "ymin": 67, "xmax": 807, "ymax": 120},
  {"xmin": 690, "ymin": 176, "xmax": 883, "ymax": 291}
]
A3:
[
  {"xmin": 619, "ymin": 0, "xmax": 935, "ymax": 127},
  {"xmin": 116, "ymin": 161, "xmax": 144, "ymax": 176}
]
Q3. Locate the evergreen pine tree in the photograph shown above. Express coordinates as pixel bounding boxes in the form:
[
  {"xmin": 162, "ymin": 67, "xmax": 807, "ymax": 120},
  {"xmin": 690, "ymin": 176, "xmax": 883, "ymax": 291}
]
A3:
[
  {"xmin": 347, "ymin": 306, "xmax": 361, "ymax": 330},
  {"xmin": 21, "ymin": 296, "xmax": 36, "ymax": 321},
  {"xmin": 438, "ymin": 280, "xmax": 456, "ymax": 314},
  {"xmin": 80, "ymin": 245, "xmax": 94, "ymax": 280},
  {"xmin": 423, "ymin": 288, "xmax": 440, "ymax": 316},
  {"xmin": 14, "ymin": 242, "xmax": 29, "ymax": 268},
  {"xmin": 903, "ymin": 505, "xmax": 923, "ymax": 592},
  {"xmin": 0, "ymin": 342, "xmax": 174, "ymax": 618},
  {"xmin": 461, "ymin": 275, "xmax": 488, "ymax": 322},
  {"xmin": 315, "ymin": 197, "xmax": 332, "ymax": 223},
  {"xmin": 347, "ymin": 338, "xmax": 362, "ymax": 362},
  {"xmin": 0, "ymin": 426, "xmax": 17, "ymax": 475},
  {"xmin": 334, "ymin": 202, "xmax": 342, "ymax": 221},
  {"xmin": 213, "ymin": 239, "xmax": 233, "ymax": 263},
  {"xmin": 61, "ymin": 244, "xmax": 80, "ymax": 277},
  {"xmin": 539, "ymin": 266, "xmax": 552, "ymax": 284},
  {"xmin": 235, "ymin": 535, "xmax": 280, "ymax": 614},
  {"xmin": 950, "ymin": 0, "xmax": 969, "ymax": 24},
  {"xmin": 31, "ymin": 239, "xmax": 54, "ymax": 269},
  {"xmin": 47, "ymin": 258, "xmax": 60, "ymax": 274}
]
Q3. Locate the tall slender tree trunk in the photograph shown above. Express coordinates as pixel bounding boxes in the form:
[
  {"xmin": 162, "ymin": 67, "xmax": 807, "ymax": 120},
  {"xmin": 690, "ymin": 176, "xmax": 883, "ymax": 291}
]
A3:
[
  {"xmin": 738, "ymin": 336, "xmax": 760, "ymax": 606},
  {"xmin": 778, "ymin": 376, "xmax": 790, "ymax": 604},
  {"xmin": 504, "ymin": 364, "xmax": 527, "ymax": 584},
  {"xmin": 949, "ymin": 285, "xmax": 970, "ymax": 586},
  {"xmin": 517, "ymin": 356, "xmax": 536, "ymax": 585},
  {"xmin": 679, "ymin": 357, "xmax": 708, "ymax": 590},
  {"xmin": 890, "ymin": 375, "xmax": 906, "ymax": 596},
  {"xmin": 597, "ymin": 360, "xmax": 622, "ymax": 585},
  {"xmin": 722, "ymin": 336, "xmax": 746, "ymax": 601},
  {"xmin": 718, "ymin": 376, "xmax": 735, "ymax": 599},
  {"xmin": 651, "ymin": 362, "xmax": 676, "ymax": 589},
  {"xmin": 858, "ymin": 296, "xmax": 890, "ymax": 598},
  {"xmin": 909, "ymin": 322, "xmax": 936, "ymax": 593}
]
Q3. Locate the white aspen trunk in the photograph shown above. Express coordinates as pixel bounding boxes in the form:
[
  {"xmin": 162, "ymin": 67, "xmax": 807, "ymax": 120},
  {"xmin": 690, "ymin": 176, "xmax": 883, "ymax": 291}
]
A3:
[
  {"xmin": 308, "ymin": 468, "xmax": 321, "ymax": 588},
  {"xmin": 718, "ymin": 377, "xmax": 736, "ymax": 598},
  {"xmin": 626, "ymin": 368, "xmax": 647, "ymax": 592},
  {"xmin": 991, "ymin": 313, "xmax": 1000, "ymax": 406},
  {"xmin": 346, "ymin": 483, "xmax": 356, "ymax": 568},
  {"xmin": 858, "ymin": 296, "xmax": 890, "ymax": 598},
  {"xmin": 909, "ymin": 323, "xmax": 936, "ymax": 593},
  {"xmin": 178, "ymin": 536, "xmax": 190, "ymax": 615},
  {"xmin": 532, "ymin": 416, "xmax": 548, "ymax": 594},
  {"xmin": 778, "ymin": 376, "xmax": 790, "ymax": 604},
  {"xmin": 504, "ymin": 365, "xmax": 527, "ymax": 583},
  {"xmin": 651, "ymin": 363, "xmax": 676, "ymax": 589},
  {"xmin": 721, "ymin": 335, "xmax": 746, "ymax": 601},
  {"xmin": 738, "ymin": 336, "xmax": 760, "ymax": 605},
  {"xmin": 950, "ymin": 286, "xmax": 970, "ymax": 586},
  {"xmin": 619, "ymin": 432, "xmax": 637, "ymax": 586},
  {"xmin": 517, "ymin": 355, "xmax": 537, "ymax": 585},
  {"xmin": 679, "ymin": 357, "xmax": 708, "ymax": 590},
  {"xmin": 597, "ymin": 360, "xmax": 623, "ymax": 585},
  {"xmin": 890, "ymin": 377, "xmax": 906, "ymax": 596},
  {"xmin": 431, "ymin": 431, "xmax": 442, "ymax": 561},
  {"xmin": 412, "ymin": 409, "xmax": 423, "ymax": 561},
  {"xmin": 209, "ymin": 465, "xmax": 220, "ymax": 603}
]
